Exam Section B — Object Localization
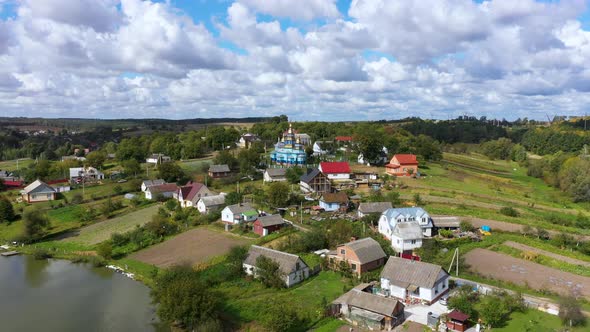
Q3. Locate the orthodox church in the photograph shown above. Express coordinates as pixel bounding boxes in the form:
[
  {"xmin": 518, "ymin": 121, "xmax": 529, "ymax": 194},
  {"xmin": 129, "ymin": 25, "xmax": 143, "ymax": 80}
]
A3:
[{"xmin": 270, "ymin": 124, "xmax": 307, "ymax": 166}]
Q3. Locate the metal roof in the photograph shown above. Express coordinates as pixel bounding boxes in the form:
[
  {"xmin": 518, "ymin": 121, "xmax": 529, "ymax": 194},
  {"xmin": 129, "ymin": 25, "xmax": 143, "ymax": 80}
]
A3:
[
  {"xmin": 340, "ymin": 237, "xmax": 386, "ymax": 265},
  {"xmin": 244, "ymin": 245, "xmax": 307, "ymax": 275},
  {"xmin": 256, "ymin": 215, "xmax": 286, "ymax": 227},
  {"xmin": 392, "ymin": 222, "xmax": 424, "ymax": 240},
  {"xmin": 381, "ymin": 256, "xmax": 449, "ymax": 289},
  {"xmin": 22, "ymin": 179, "xmax": 56, "ymax": 194}
]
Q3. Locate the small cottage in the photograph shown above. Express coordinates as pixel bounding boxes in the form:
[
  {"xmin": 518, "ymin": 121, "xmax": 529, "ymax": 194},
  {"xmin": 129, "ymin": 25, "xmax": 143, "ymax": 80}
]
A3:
[
  {"xmin": 196, "ymin": 194, "xmax": 226, "ymax": 214},
  {"xmin": 243, "ymin": 245, "xmax": 310, "ymax": 287},
  {"xmin": 390, "ymin": 222, "xmax": 423, "ymax": 253},
  {"xmin": 21, "ymin": 179, "xmax": 57, "ymax": 203},
  {"xmin": 263, "ymin": 168, "xmax": 287, "ymax": 183},
  {"xmin": 446, "ymin": 310, "xmax": 470, "ymax": 332},
  {"xmin": 145, "ymin": 183, "xmax": 178, "ymax": 200},
  {"xmin": 141, "ymin": 179, "xmax": 165, "ymax": 192},
  {"xmin": 378, "ymin": 207, "xmax": 434, "ymax": 238},
  {"xmin": 319, "ymin": 192, "xmax": 349, "ymax": 212},
  {"xmin": 380, "ymin": 256, "xmax": 450, "ymax": 304},
  {"xmin": 237, "ymin": 133, "xmax": 261, "ymax": 149},
  {"xmin": 253, "ymin": 215, "xmax": 286, "ymax": 236},
  {"xmin": 176, "ymin": 182, "xmax": 213, "ymax": 208},
  {"xmin": 332, "ymin": 283, "xmax": 404, "ymax": 331},
  {"xmin": 221, "ymin": 203, "xmax": 258, "ymax": 224},
  {"xmin": 146, "ymin": 153, "xmax": 171, "ymax": 164},
  {"xmin": 328, "ymin": 238, "xmax": 387, "ymax": 275},
  {"xmin": 69, "ymin": 167, "xmax": 104, "ymax": 182},
  {"xmin": 319, "ymin": 161, "xmax": 351, "ymax": 180},
  {"xmin": 208, "ymin": 164, "xmax": 231, "ymax": 178}
]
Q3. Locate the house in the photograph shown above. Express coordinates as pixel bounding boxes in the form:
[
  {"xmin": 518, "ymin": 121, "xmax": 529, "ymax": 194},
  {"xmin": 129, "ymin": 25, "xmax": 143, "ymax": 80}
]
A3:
[
  {"xmin": 61, "ymin": 155, "xmax": 86, "ymax": 162},
  {"xmin": 312, "ymin": 141, "xmax": 331, "ymax": 156},
  {"xmin": 141, "ymin": 179, "xmax": 165, "ymax": 192},
  {"xmin": 21, "ymin": 179, "xmax": 56, "ymax": 203},
  {"xmin": 144, "ymin": 183, "xmax": 178, "ymax": 200},
  {"xmin": 253, "ymin": 215, "xmax": 287, "ymax": 236},
  {"xmin": 446, "ymin": 310, "xmax": 470, "ymax": 332},
  {"xmin": 69, "ymin": 167, "xmax": 105, "ymax": 182},
  {"xmin": 380, "ymin": 256, "xmax": 450, "ymax": 304},
  {"xmin": 263, "ymin": 168, "xmax": 287, "ymax": 183},
  {"xmin": 221, "ymin": 203, "xmax": 258, "ymax": 224},
  {"xmin": 176, "ymin": 182, "xmax": 214, "ymax": 208},
  {"xmin": 331, "ymin": 283, "xmax": 404, "ymax": 331},
  {"xmin": 300, "ymin": 168, "xmax": 331, "ymax": 194},
  {"xmin": 319, "ymin": 161, "xmax": 351, "ymax": 180},
  {"xmin": 385, "ymin": 154, "xmax": 419, "ymax": 177},
  {"xmin": 390, "ymin": 222, "xmax": 424, "ymax": 253},
  {"xmin": 243, "ymin": 245, "xmax": 310, "ymax": 287},
  {"xmin": 196, "ymin": 194, "xmax": 226, "ymax": 214},
  {"xmin": 208, "ymin": 164, "xmax": 231, "ymax": 178},
  {"xmin": 146, "ymin": 153, "xmax": 171, "ymax": 164},
  {"xmin": 358, "ymin": 147, "xmax": 389, "ymax": 166},
  {"xmin": 294, "ymin": 133, "xmax": 311, "ymax": 145},
  {"xmin": 358, "ymin": 202, "xmax": 393, "ymax": 218},
  {"xmin": 319, "ymin": 192, "xmax": 349, "ymax": 212},
  {"xmin": 237, "ymin": 133, "xmax": 261, "ymax": 149},
  {"xmin": 328, "ymin": 238, "xmax": 387, "ymax": 275},
  {"xmin": 335, "ymin": 136, "xmax": 353, "ymax": 144},
  {"xmin": 378, "ymin": 207, "xmax": 434, "ymax": 238}
]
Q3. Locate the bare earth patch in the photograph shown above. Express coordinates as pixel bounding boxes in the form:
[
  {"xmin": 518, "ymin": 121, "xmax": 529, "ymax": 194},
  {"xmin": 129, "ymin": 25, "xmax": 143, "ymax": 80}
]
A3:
[
  {"xmin": 464, "ymin": 248, "xmax": 590, "ymax": 298},
  {"xmin": 130, "ymin": 228, "xmax": 251, "ymax": 268},
  {"xmin": 463, "ymin": 217, "xmax": 590, "ymax": 241},
  {"xmin": 503, "ymin": 241, "xmax": 590, "ymax": 268}
]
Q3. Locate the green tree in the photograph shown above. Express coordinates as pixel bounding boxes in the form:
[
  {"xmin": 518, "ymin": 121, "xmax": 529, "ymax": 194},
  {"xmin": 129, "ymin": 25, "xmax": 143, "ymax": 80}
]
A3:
[
  {"xmin": 22, "ymin": 208, "xmax": 50, "ymax": 241},
  {"xmin": 225, "ymin": 191, "xmax": 242, "ymax": 205},
  {"xmin": 237, "ymin": 148, "xmax": 260, "ymax": 176},
  {"xmin": 266, "ymin": 181, "xmax": 290, "ymax": 208},
  {"xmin": 260, "ymin": 301, "xmax": 300, "ymax": 332},
  {"xmin": 558, "ymin": 296, "xmax": 586, "ymax": 327},
  {"xmin": 158, "ymin": 162, "xmax": 186, "ymax": 184},
  {"xmin": 255, "ymin": 255, "xmax": 286, "ymax": 288},
  {"xmin": 479, "ymin": 293, "xmax": 510, "ymax": 327},
  {"xmin": 121, "ymin": 159, "xmax": 141, "ymax": 177},
  {"xmin": 213, "ymin": 150, "xmax": 238, "ymax": 170},
  {"xmin": 354, "ymin": 130, "xmax": 383, "ymax": 163},
  {"xmin": 151, "ymin": 265, "xmax": 221, "ymax": 330},
  {"xmin": 97, "ymin": 242, "xmax": 113, "ymax": 259},
  {"xmin": 85, "ymin": 151, "xmax": 107, "ymax": 169},
  {"xmin": 285, "ymin": 167, "xmax": 304, "ymax": 184},
  {"xmin": 226, "ymin": 246, "xmax": 248, "ymax": 278},
  {"xmin": 447, "ymin": 285, "xmax": 478, "ymax": 319},
  {"xmin": 0, "ymin": 197, "xmax": 16, "ymax": 223}
]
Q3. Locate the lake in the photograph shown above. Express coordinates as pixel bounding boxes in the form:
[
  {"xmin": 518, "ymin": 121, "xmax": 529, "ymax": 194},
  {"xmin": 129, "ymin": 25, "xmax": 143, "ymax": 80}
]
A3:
[{"xmin": 0, "ymin": 254, "xmax": 167, "ymax": 332}]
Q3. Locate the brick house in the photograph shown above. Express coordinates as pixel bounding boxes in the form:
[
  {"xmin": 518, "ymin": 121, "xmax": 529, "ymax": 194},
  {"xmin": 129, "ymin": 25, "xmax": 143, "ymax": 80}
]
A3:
[
  {"xmin": 328, "ymin": 238, "xmax": 387, "ymax": 275},
  {"xmin": 385, "ymin": 154, "xmax": 419, "ymax": 177}
]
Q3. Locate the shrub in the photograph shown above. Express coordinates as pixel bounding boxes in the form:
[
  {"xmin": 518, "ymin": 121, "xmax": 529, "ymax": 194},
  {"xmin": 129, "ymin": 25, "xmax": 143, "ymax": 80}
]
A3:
[
  {"xmin": 32, "ymin": 248, "xmax": 52, "ymax": 260},
  {"xmin": 499, "ymin": 207, "xmax": 519, "ymax": 217},
  {"xmin": 439, "ymin": 229, "xmax": 454, "ymax": 238},
  {"xmin": 97, "ymin": 242, "xmax": 113, "ymax": 259},
  {"xmin": 71, "ymin": 193, "xmax": 84, "ymax": 204},
  {"xmin": 459, "ymin": 221, "xmax": 474, "ymax": 232}
]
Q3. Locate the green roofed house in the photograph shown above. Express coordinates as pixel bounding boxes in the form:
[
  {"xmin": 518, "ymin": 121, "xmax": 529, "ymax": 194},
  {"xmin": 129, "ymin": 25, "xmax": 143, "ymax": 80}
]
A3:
[{"xmin": 221, "ymin": 203, "xmax": 258, "ymax": 224}]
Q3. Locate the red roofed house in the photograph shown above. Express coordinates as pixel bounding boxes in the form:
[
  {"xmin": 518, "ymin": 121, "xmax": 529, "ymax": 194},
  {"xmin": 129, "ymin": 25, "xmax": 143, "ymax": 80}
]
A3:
[
  {"xmin": 385, "ymin": 154, "xmax": 419, "ymax": 177},
  {"xmin": 335, "ymin": 136, "xmax": 353, "ymax": 143},
  {"xmin": 319, "ymin": 161, "xmax": 351, "ymax": 180},
  {"xmin": 176, "ymin": 181, "xmax": 214, "ymax": 208}
]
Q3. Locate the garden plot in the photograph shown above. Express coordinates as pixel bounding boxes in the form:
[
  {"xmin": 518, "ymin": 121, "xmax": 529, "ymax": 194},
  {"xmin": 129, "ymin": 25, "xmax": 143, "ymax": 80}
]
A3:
[
  {"xmin": 130, "ymin": 228, "xmax": 251, "ymax": 268},
  {"xmin": 464, "ymin": 248, "xmax": 590, "ymax": 298}
]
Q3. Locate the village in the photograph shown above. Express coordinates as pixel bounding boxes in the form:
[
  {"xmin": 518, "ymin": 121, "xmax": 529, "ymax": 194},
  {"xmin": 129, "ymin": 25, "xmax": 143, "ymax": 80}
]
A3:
[{"xmin": 1, "ymin": 120, "xmax": 589, "ymax": 332}]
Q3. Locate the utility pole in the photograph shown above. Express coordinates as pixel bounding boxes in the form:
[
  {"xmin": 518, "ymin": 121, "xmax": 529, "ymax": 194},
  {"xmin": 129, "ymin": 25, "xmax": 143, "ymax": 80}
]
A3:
[{"xmin": 448, "ymin": 248, "xmax": 459, "ymax": 276}]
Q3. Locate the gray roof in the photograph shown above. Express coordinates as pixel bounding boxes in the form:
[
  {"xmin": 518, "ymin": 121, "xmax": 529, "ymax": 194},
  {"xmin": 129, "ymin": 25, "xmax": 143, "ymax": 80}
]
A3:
[
  {"xmin": 265, "ymin": 168, "xmax": 287, "ymax": 177},
  {"xmin": 359, "ymin": 202, "xmax": 393, "ymax": 214},
  {"xmin": 22, "ymin": 179, "xmax": 56, "ymax": 194},
  {"xmin": 341, "ymin": 238, "xmax": 386, "ymax": 265},
  {"xmin": 333, "ymin": 286, "xmax": 403, "ymax": 317},
  {"xmin": 209, "ymin": 164, "xmax": 230, "ymax": 173},
  {"xmin": 198, "ymin": 194, "xmax": 226, "ymax": 207},
  {"xmin": 69, "ymin": 167, "xmax": 103, "ymax": 178},
  {"xmin": 244, "ymin": 245, "xmax": 307, "ymax": 275},
  {"xmin": 382, "ymin": 207, "xmax": 429, "ymax": 221},
  {"xmin": 432, "ymin": 216, "xmax": 461, "ymax": 228},
  {"xmin": 392, "ymin": 222, "xmax": 423, "ymax": 239},
  {"xmin": 300, "ymin": 168, "xmax": 322, "ymax": 183},
  {"xmin": 225, "ymin": 203, "xmax": 256, "ymax": 214},
  {"xmin": 256, "ymin": 215, "xmax": 286, "ymax": 227},
  {"xmin": 0, "ymin": 170, "xmax": 11, "ymax": 178},
  {"xmin": 381, "ymin": 256, "xmax": 449, "ymax": 289},
  {"xmin": 142, "ymin": 179, "xmax": 165, "ymax": 187}
]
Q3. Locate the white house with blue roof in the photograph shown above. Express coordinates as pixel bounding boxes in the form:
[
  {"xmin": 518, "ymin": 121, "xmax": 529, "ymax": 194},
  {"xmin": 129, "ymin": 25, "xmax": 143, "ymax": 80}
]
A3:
[{"xmin": 378, "ymin": 207, "xmax": 434, "ymax": 241}]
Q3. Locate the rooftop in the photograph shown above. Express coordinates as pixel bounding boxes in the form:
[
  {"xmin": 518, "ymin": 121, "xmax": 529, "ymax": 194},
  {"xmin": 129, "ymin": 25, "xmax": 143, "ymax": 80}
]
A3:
[
  {"xmin": 244, "ymin": 245, "xmax": 306, "ymax": 275},
  {"xmin": 381, "ymin": 256, "xmax": 448, "ymax": 289},
  {"xmin": 358, "ymin": 202, "xmax": 393, "ymax": 214},
  {"xmin": 319, "ymin": 161, "xmax": 351, "ymax": 174},
  {"xmin": 321, "ymin": 192, "xmax": 349, "ymax": 204},
  {"xmin": 339, "ymin": 237, "xmax": 386, "ymax": 265},
  {"xmin": 256, "ymin": 215, "xmax": 286, "ymax": 227},
  {"xmin": 392, "ymin": 154, "xmax": 418, "ymax": 165},
  {"xmin": 209, "ymin": 164, "xmax": 231, "ymax": 173}
]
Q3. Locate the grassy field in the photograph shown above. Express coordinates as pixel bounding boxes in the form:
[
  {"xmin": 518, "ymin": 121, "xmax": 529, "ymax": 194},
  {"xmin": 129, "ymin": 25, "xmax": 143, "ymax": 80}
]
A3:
[
  {"xmin": 178, "ymin": 157, "xmax": 214, "ymax": 173},
  {"xmin": 0, "ymin": 158, "xmax": 34, "ymax": 171},
  {"xmin": 62, "ymin": 204, "xmax": 160, "ymax": 245},
  {"xmin": 493, "ymin": 309, "xmax": 587, "ymax": 332},
  {"xmin": 218, "ymin": 271, "xmax": 346, "ymax": 328}
]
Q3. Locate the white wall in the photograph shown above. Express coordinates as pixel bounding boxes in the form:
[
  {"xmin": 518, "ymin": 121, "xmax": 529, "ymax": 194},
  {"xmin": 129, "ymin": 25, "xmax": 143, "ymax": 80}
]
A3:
[
  {"xmin": 391, "ymin": 236, "xmax": 422, "ymax": 253},
  {"xmin": 320, "ymin": 201, "xmax": 339, "ymax": 212},
  {"xmin": 221, "ymin": 207, "xmax": 235, "ymax": 223},
  {"xmin": 326, "ymin": 173, "xmax": 350, "ymax": 180}
]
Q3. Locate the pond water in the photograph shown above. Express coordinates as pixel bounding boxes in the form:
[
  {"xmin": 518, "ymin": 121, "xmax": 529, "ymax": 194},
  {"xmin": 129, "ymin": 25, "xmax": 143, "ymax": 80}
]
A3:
[{"xmin": 0, "ymin": 254, "xmax": 167, "ymax": 332}]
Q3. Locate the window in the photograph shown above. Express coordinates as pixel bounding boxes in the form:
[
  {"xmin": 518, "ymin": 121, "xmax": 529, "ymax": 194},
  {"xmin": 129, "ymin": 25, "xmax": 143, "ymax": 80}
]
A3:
[
  {"xmin": 340, "ymin": 249, "xmax": 345, "ymax": 255},
  {"xmin": 296, "ymin": 262, "xmax": 300, "ymax": 270},
  {"xmin": 435, "ymin": 287, "xmax": 439, "ymax": 294},
  {"xmin": 411, "ymin": 240, "xmax": 416, "ymax": 244},
  {"xmin": 351, "ymin": 264, "xmax": 357, "ymax": 271}
]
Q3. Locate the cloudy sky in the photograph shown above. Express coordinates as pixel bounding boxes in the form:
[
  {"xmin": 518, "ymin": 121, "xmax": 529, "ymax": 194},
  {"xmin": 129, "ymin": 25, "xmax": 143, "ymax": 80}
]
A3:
[{"xmin": 1, "ymin": 0, "xmax": 590, "ymax": 121}]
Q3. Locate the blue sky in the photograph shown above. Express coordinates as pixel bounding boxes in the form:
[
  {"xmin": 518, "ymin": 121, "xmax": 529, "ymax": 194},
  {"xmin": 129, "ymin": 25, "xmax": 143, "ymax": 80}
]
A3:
[{"xmin": 1, "ymin": 0, "xmax": 590, "ymax": 120}]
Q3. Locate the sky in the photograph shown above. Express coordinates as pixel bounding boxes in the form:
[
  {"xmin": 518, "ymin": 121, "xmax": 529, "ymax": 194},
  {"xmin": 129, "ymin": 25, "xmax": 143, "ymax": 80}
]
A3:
[{"xmin": 1, "ymin": 0, "xmax": 590, "ymax": 121}]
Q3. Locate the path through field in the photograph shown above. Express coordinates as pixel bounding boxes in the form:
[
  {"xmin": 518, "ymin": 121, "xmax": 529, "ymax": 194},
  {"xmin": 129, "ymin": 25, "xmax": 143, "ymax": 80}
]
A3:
[
  {"xmin": 464, "ymin": 248, "xmax": 590, "ymax": 298},
  {"xmin": 130, "ymin": 227, "xmax": 252, "ymax": 268},
  {"xmin": 462, "ymin": 217, "xmax": 590, "ymax": 241},
  {"xmin": 61, "ymin": 205, "xmax": 160, "ymax": 245}
]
